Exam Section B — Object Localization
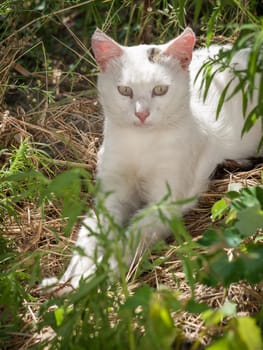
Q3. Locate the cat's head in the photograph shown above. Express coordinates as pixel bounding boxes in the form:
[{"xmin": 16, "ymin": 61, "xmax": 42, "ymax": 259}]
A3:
[{"xmin": 91, "ymin": 28, "xmax": 195, "ymax": 128}]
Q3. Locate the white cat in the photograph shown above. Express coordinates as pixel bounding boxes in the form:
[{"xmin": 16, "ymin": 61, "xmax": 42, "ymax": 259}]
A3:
[{"xmin": 42, "ymin": 28, "xmax": 261, "ymax": 294}]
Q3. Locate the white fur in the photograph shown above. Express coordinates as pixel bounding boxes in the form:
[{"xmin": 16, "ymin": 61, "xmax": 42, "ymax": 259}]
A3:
[{"xmin": 41, "ymin": 32, "xmax": 261, "ymax": 293}]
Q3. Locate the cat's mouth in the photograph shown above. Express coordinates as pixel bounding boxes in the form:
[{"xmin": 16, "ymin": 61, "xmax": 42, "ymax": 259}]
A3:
[{"xmin": 133, "ymin": 120, "xmax": 153, "ymax": 128}]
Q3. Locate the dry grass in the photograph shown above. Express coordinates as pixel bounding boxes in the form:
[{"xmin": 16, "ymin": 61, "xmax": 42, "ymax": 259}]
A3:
[{"xmin": 2, "ymin": 90, "xmax": 263, "ymax": 348}]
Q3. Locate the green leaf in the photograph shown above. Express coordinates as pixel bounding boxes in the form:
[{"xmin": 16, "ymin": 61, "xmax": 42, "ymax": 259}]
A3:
[
  {"xmin": 241, "ymin": 108, "xmax": 258, "ymax": 135},
  {"xmin": 242, "ymin": 85, "xmax": 248, "ymax": 117},
  {"xmin": 211, "ymin": 198, "xmax": 228, "ymax": 221},
  {"xmin": 198, "ymin": 229, "xmax": 221, "ymax": 246},
  {"xmin": 69, "ymin": 273, "xmax": 108, "ymax": 305},
  {"xmin": 124, "ymin": 285, "xmax": 152, "ymax": 310},
  {"xmin": 40, "ymin": 168, "xmax": 92, "ymax": 235},
  {"xmin": 216, "ymin": 78, "xmax": 234, "ymax": 120},
  {"xmin": 54, "ymin": 307, "xmax": 65, "ymax": 327},
  {"xmin": 255, "ymin": 186, "xmax": 263, "ymax": 207},
  {"xmin": 185, "ymin": 299, "xmax": 210, "ymax": 314},
  {"xmin": 235, "ymin": 203, "xmax": 263, "ymax": 237},
  {"xmin": 231, "ymin": 187, "xmax": 259, "ymax": 211},
  {"xmin": 207, "ymin": 316, "xmax": 263, "ymax": 350},
  {"xmin": 258, "ymin": 136, "xmax": 263, "ymax": 154},
  {"xmin": 200, "ymin": 251, "xmax": 243, "ymax": 286},
  {"xmin": 222, "ymin": 228, "xmax": 242, "ymax": 247},
  {"xmin": 201, "ymin": 300, "xmax": 236, "ymax": 327},
  {"xmin": 201, "ymin": 309, "xmax": 224, "ymax": 326},
  {"xmin": 237, "ymin": 317, "xmax": 263, "ymax": 350},
  {"xmin": 242, "ymin": 245, "xmax": 263, "ymax": 283},
  {"xmin": 227, "ymin": 191, "xmax": 241, "ymax": 200},
  {"xmin": 206, "ymin": 337, "xmax": 230, "ymax": 350}
]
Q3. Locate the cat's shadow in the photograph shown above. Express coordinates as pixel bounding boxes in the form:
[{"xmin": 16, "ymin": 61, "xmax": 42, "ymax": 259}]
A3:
[{"xmin": 211, "ymin": 156, "xmax": 263, "ymax": 179}]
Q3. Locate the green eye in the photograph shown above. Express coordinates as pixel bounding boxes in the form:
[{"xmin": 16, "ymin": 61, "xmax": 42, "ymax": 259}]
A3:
[
  {"xmin": 117, "ymin": 86, "xmax": 133, "ymax": 98},
  {"xmin": 152, "ymin": 85, "xmax": 169, "ymax": 96}
]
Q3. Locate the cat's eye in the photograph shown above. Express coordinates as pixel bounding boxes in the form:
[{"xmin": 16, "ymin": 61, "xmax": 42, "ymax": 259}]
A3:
[
  {"xmin": 152, "ymin": 85, "xmax": 169, "ymax": 97},
  {"xmin": 117, "ymin": 86, "xmax": 133, "ymax": 98}
]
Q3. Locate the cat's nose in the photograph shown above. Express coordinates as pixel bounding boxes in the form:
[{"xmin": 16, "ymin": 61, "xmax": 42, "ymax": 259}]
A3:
[{"xmin": 135, "ymin": 110, "xmax": 150, "ymax": 122}]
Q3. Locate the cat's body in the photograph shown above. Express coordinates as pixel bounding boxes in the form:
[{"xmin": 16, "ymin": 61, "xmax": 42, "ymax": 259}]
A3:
[{"xmin": 41, "ymin": 29, "xmax": 261, "ymax": 293}]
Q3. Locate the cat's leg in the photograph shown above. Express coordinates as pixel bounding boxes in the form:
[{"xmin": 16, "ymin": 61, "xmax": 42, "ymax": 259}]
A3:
[
  {"xmin": 41, "ymin": 180, "xmax": 141, "ymax": 294},
  {"xmin": 128, "ymin": 203, "xmax": 176, "ymax": 260},
  {"xmin": 123, "ymin": 182, "xmax": 186, "ymax": 270},
  {"xmin": 98, "ymin": 173, "xmax": 143, "ymax": 226},
  {"xmin": 41, "ymin": 215, "xmax": 100, "ymax": 295},
  {"xmin": 123, "ymin": 173, "xmax": 204, "ymax": 271}
]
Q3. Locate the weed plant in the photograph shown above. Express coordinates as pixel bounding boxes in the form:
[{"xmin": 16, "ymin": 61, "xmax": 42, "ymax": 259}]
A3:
[{"xmin": 0, "ymin": 1, "xmax": 263, "ymax": 349}]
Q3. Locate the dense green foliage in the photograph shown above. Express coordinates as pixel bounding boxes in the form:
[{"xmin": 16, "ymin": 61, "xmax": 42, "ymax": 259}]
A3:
[{"xmin": 0, "ymin": 1, "xmax": 263, "ymax": 349}]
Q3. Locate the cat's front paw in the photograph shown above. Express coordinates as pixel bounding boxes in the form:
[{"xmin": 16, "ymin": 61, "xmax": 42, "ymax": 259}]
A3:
[
  {"xmin": 40, "ymin": 276, "xmax": 76, "ymax": 295},
  {"xmin": 39, "ymin": 251, "xmax": 97, "ymax": 295},
  {"xmin": 127, "ymin": 210, "xmax": 171, "ymax": 260},
  {"xmin": 39, "ymin": 276, "xmax": 72, "ymax": 296},
  {"xmin": 40, "ymin": 276, "xmax": 58, "ymax": 290}
]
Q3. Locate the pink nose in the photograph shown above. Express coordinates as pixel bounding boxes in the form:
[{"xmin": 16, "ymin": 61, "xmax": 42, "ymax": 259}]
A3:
[{"xmin": 135, "ymin": 110, "xmax": 150, "ymax": 122}]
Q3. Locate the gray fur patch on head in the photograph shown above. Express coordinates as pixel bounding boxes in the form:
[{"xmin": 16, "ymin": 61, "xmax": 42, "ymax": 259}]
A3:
[{"xmin": 147, "ymin": 47, "xmax": 162, "ymax": 63}]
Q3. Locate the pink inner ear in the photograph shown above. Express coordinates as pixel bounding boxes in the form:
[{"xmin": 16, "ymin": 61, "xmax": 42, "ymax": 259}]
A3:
[
  {"xmin": 91, "ymin": 29, "xmax": 123, "ymax": 71},
  {"xmin": 165, "ymin": 28, "xmax": 196, "ymax": 69}
]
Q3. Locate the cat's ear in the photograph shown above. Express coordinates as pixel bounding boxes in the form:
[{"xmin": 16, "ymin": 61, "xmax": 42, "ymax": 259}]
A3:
[
  {"xmin": 164, "ymin": 28, "xmax": 195, "ymax": 69},
  {"xmin": 91, "ymin": 29, "xmax": 123, "ymax": 71}
]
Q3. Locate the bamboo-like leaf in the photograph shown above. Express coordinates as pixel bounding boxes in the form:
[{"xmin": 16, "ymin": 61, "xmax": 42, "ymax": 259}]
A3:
[
  {"xmin": 203, "ymin": 65, "xmax": 221, "ymax": 102},
  {"xmin": 257, "ymin": 135, "xmax": 263, "ymax": 154},
  {"xmin": 216, "ymin": 77, "xmax": 234, "ymax": 120},
  {"xmin": 241, "ymin": 107, "xmax": 258, "ymax": 136},
  {"xmin": 257, "ymin": 67, "xmax": 263, "ymax": 115},
  {"xmin": 193, "ymin": 0, "xmax": 203, "ymax": 24},
  {"xmin": 206, "ymin": 5, "xmax": 220, "ymax": 46},
  {"xmin": 242, "ymin": 86, "xmax": 248, "ymax": 117}
]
